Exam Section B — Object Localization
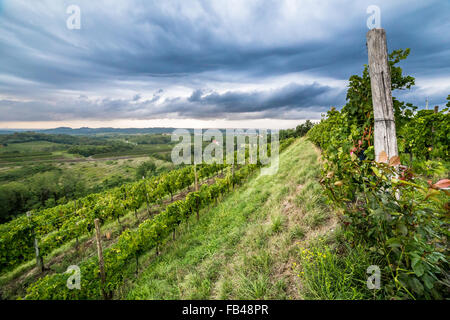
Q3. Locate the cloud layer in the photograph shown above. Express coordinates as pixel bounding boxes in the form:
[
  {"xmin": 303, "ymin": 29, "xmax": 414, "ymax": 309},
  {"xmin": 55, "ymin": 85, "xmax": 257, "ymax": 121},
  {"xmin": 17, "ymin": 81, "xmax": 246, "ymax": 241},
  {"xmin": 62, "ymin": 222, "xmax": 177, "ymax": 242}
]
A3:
[{"xmin": 0, "ymin": 0, "xmax": 449, "ymax": 125}]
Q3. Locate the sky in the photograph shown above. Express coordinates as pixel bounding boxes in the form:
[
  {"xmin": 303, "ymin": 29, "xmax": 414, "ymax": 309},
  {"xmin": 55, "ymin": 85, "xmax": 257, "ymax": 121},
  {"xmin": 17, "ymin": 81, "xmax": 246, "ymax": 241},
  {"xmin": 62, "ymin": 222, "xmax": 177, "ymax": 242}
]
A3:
[{"xmin": 0, "ymin": 0, "xmax": 449, "ymax": 129}]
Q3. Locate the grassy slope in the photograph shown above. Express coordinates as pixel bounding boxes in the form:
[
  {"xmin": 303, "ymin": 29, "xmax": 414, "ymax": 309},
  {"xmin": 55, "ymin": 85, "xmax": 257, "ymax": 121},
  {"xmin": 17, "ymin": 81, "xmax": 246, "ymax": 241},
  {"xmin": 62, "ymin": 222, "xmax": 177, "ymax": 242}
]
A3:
[{"xmin": 123, "ymin": 138, "xmax": 338, "ymax": 300}]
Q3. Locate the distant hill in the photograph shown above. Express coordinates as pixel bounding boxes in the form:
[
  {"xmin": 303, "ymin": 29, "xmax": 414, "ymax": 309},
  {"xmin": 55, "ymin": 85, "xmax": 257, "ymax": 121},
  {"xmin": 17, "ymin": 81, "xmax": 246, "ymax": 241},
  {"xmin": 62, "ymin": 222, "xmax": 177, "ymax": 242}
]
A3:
[
  {"xmin": 0, "ymin": 127, "xmax": 181, "ymax": 136},
  {"xmin": 0, "ymin": 127, "xmax": 251, "ymax": 136}
]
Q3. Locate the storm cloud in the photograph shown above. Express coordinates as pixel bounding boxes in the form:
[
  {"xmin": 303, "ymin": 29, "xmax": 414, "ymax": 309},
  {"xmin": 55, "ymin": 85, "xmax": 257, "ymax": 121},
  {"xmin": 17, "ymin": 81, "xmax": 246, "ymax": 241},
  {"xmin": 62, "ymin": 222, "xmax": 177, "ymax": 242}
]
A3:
[
  {"xmin": 0, "ymin": 82, "xmax": 343, "ymax": 121},
  {"xmin": 0, "ymin": 0, "xmax": 449, "ymax": 125}
]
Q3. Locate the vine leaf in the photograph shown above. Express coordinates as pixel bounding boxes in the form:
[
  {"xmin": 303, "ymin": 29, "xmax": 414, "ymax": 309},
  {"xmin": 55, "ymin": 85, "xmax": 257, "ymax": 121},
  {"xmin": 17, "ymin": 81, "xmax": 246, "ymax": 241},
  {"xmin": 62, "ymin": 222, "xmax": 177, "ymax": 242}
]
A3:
[
  {"xmin": 389, "ymin": 155, "xmax": 401, "ymax": 167},
  {"xmin": 432, "ymin": 179, "xmax": 450, "ymax": 190}
]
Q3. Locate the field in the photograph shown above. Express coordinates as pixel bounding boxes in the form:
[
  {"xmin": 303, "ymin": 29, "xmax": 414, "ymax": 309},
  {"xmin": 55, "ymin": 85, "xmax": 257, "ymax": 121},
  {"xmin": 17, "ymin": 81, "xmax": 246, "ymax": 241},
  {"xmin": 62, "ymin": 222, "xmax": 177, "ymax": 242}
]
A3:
[
  {"xmin": 0, "ymin": 133, "xmax": 177, "ymax": 223},
  {"xmin": 0, "ymin": 140, "xmax": 173, "ymax": 166}
]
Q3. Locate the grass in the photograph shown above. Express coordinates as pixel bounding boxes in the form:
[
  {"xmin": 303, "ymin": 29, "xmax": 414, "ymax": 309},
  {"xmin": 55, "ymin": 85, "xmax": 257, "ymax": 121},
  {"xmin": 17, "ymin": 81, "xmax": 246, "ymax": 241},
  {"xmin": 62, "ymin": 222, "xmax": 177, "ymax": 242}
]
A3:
[
  {"xmin": 0, "ymin": 141, "xmax": 66, "ymax": 154},
  {"xmin": 0, "ymin": 155, "xmax": 171, "ymax": 187},
  {"xmin": 293, "ymin": 232, "xmax": 385, "ymax": 300},
  {"xmin": 122, "ymin": 138, "xmax": 339, "ymax": 300}
]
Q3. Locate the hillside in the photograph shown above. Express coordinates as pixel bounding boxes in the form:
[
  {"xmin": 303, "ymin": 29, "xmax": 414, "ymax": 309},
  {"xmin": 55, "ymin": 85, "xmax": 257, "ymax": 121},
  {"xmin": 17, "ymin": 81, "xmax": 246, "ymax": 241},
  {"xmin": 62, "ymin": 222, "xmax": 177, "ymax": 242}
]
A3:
[
  {"xmin": 121, "ymin": 138, "xmax": 338, "ymax": 299},
  {"xmin": 5, "ymin": 135, "xmax": 439, "ymax": 300}
]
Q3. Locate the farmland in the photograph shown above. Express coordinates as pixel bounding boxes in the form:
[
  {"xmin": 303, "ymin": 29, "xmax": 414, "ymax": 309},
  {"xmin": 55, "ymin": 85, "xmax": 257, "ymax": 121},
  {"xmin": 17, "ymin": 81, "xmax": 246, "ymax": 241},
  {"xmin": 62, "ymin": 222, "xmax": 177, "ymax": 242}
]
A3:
[{"xmin": 0, "ymin": 133, "xmax": 178, "ymax": 223}]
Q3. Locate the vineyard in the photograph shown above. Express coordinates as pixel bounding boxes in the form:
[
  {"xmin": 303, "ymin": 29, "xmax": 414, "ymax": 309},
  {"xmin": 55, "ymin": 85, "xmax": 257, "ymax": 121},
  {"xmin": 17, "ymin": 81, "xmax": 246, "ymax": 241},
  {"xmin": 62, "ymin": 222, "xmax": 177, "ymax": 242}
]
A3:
[
  {"xmin": 1, "ymin": 48, "xmax": 448, "ymax": 300},
  {"xmin": 0, "ymin": 163, "xmax": 224, "ymax": 272},
  {"xmin": 0, "ymin": 138, "xmax": 295, "ymax": 299},
  {"xmin": 2, "ymin": 2, "xmax": 450, "ymax": 315}
]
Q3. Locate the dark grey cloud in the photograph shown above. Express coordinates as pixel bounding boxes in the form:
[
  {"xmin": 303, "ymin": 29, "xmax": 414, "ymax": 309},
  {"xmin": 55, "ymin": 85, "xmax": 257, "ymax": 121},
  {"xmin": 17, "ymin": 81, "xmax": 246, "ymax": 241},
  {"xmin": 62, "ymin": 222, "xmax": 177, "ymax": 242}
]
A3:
[
  {"xmin": 185, "ymin": 83, "xmax": 342, "ymax": 114},
  {"xmin": 0, "ymin": 82, "xmax": 344, "ymax": 121},
  {"xmin": 0, "ymin": 0, "xmax": 449, "ymax": 124}
]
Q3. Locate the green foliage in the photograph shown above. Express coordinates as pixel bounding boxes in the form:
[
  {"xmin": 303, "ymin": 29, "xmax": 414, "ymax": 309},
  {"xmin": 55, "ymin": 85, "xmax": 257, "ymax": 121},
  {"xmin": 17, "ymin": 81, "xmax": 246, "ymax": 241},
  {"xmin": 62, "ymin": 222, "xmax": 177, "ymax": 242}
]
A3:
[
  {"xmin": 398, "ymin": 109, "xmax": 449, "ymax": 161},
  {"xmin": 279, "ymin": 120, "xmax": 315, "ymax": 140},
  {"xmin": 0, "ymin": 132, "xmax": 106, "ymax": 146},
  {"xmin": 294, "ymin": 242, "xmax": 383, "ymax": 299},
  {"xmin": 319, "ymin": 151, "xmax": 448, "ymax": 299},
  {"xmin": 311, "ymin": 49, "xmax": 416, "ymax": 158},
  {"xmin": 135, "ymin": 161, "xmax": 157, "ymax": 180},
  {"xmin": 0, "ymin": 170, "xmax": 87, "ymax": 224},
  {"xmin": 0, "ymin": 163, "xmax": 57, "ymax": 183},
  {"xmin": 125, "ymin": 134, "xmax": 172, "ymax": 145},
  {"xmin": 0, "ymin": 163, "xmax": 225, "ymax": 273},
  {"xmin": 23, "ymin": 139, "xmax": 295, "ymax": 299},
  {"xmin": 67, "ymin": 142, "xmax": 134, "ymax": 157},
  {"xmin": 307, "ymin": 48, "xmax": 450, "ymax": 299}
]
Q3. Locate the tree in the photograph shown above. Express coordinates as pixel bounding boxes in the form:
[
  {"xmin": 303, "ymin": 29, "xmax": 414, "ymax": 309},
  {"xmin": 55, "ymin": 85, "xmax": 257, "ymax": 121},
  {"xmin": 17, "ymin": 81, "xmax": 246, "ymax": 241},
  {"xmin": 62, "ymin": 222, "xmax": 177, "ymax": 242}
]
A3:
[
  {"xmin": 295, "ymin": 120, "xmax": 314, "ymax": 137},
  {"xmin": 135, "ymin": 161, "xmax": 157, "ymax": 179}
]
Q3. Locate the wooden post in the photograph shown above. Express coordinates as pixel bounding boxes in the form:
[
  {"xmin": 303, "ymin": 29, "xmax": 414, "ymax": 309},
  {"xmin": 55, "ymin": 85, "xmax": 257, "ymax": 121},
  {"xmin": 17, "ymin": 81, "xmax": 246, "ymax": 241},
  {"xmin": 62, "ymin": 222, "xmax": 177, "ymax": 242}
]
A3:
[
  {"xmin": 94, "ymin": 218, "xmax": 108, "ymax": 300},
  {"xmin": 194, "ymin": 164, "xmax": 198, "ymax": 192},
  {"xmin": 33, "ymin": 237, "xmax": 44, "ymax": 272},
  {"xmin": 74, "ymin": 200, "xmax": 80, "ymax": 252},
  {"xmin": 194, "ymin": 165, "xmax": 200, "ymax": 221},
  {"xmin": 143, "ymin": 177, "xmax": 151, "ymax": 218},
  {"xmin": 367, "ymin": 28, "xmax": 399, "ymax": 162},
  {"xmin": 231, "ymin": 163, "xmax": 235, "ymax": 189},
  {"xmin": 27, "ymin": 211, "xmax": 44, "ymax": 272}
]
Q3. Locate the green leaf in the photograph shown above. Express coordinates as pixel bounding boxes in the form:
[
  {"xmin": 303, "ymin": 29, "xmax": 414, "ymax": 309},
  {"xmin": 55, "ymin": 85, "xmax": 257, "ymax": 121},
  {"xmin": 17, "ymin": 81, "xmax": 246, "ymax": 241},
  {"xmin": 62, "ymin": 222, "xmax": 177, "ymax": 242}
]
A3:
[
  {"xmin": 396, "ymin": 222, "xmax": 408, "ymax": 236},
  {"xmin": 371, "ymin": 166, "xmax": 381, "ymax": 177},
  {"xmin": 422, "ymin": 274, "xmax": 434, "ymax": 290},
  {"xmin": 410, "ymin": 277, "xmax": 424, "ymax": 295},
  {"xmin": 412, "ymin": 261, "xmax": 425, "ymax": 277},
  {"xmin": 386, "ymin": 237, "xmax": 402, "ymax": 248}
]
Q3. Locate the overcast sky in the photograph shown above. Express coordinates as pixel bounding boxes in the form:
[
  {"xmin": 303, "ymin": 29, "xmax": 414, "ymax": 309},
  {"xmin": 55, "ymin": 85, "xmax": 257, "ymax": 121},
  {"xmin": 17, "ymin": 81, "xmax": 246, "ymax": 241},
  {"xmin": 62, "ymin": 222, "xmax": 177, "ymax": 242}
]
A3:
[{"xmin": 0, "ymin": 0, "xmax": 449, "ymax": 129}]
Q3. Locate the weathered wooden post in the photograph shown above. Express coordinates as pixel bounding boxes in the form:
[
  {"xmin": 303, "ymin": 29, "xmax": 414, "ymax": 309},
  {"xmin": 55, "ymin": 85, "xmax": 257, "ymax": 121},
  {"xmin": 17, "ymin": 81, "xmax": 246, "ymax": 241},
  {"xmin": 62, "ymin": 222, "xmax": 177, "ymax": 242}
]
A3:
[
  {"xmin": 366, "ymin": 28, "xmax": 399, "ymax": 162},
  {"xmin": 74, "ymin": 200, "xmax": 80, "ymax": 252},
  {"xmin": 142, "ymin": 176, "xmax": 151, "ymax": 218},
  {"xmin": 434, "ymin": 106, "xmax": 439, "ymax": 114},
  {"xmin": 94, "ymin": 218, "xmax": 108, "ymax": 300},
  {"xmin": 194, "ymin": 165, "xmax": 200, "ymax": 222},
  {"xmin": 27, "ymin": 211, "xmax": 44, "ymax": 272},
  {"xmin": 194, "ymin": 164, "xmax": 198, "ymax": 192},
  {"xmin": 231, "ymin": 163, "xmax": 235, "ymax": 189}
]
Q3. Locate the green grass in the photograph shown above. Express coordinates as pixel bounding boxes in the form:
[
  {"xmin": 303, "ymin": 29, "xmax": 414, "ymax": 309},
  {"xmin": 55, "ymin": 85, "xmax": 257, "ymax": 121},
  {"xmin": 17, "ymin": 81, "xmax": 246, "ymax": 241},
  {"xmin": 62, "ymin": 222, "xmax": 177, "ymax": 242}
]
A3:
[
  {"xmin": 122, "ymin": 138, "xmax": 338, "ymax": 300},
  {"xmin": 91, "ymin": 144, "xmax": 173, "ymax": 159},
  {"xmin": 0, "ymin": 141, "xmax": 73, "ymax": 164},
  {"xmin": 293, "ymin": 232, "xmax": 385, "ymax": 300},
  {"xmin": 0, "ymin": 141, "xmax": 66, "ymax": 154}
]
